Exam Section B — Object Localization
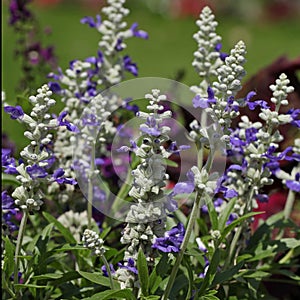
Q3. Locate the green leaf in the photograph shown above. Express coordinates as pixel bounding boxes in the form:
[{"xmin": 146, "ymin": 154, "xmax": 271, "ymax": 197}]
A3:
[
  {"xmin": 141, "ymin": 296, "xmax": 161, "ymax": 300},
  {"xmin": 149, "ymin": 254, "xmax": 168, "ymax": 294},
  {"xmin": 42, "ymin": 211, "xmax": 77, "ymax": 244},
  {"xmin": 137, "ymin": 249, "xmax": 149, "ymax": 296},
  {"xmin": 220, "ymin": 212, "xmax": 263, "ymax": 242},
  {"xmin": 218, "ymin": 198, "xmax": 237, "ymax": 231},
  {"xmin": 32, "ymin": 273, "xmax": 63, "ymax": 280},
  {"xmin": 78, "ymin": 271, "xmax": 111, "ymax": 287},
  {"xmin": 198, "ymin": 249, "xmax": 220, "ymax": 296},
  {"xmin": 205, "ymin": 195, "xmax": 218, "ymax": 230},
  {"xmin": 212, "ymin": 261, "xmax": 244, "ymax": 286},
  {"xmin": 243, "ymin": 270, "xmax": 270, "ymax": 279},
  {"xmin": 53, "ymin": 244, "xmax": 86, "ymax": 252},
  {"xmin": 280, "ymin": 238, "xmax": 300, "ymax": 249},
  {"xmin": 86, "ymin": 288, "xmax": 136, "ymax": 300},
  {"xmin": 3, "ymin": 237, "xmax": 14, "ymax": 278},
  {"xmin": 52, "ymin": 271, "xmax": 81, "ymax": 286},
  {"xmin": 14, "ymin": 284, "xmax": 49, "ymax": 289},
  {"xmin": 41, "ymin": 223, "xmax": 54, "ymax": 240},
  {"xmin": 163, "ymin": 158, "xmax": 178, "ymax": 168},
  {"xmin": 2, "ymin": 173, "xmax": 20, "ymax": 187}
]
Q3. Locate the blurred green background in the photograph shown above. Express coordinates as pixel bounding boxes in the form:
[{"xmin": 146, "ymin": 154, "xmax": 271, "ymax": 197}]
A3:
[{"xmin": 2, "ymin": 0, "xmax": 300, "ymax": 151}]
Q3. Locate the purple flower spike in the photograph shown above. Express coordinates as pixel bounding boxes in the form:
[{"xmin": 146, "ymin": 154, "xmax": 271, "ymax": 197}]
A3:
[
  {"xmin": 4, "ymin": 105, "xmax": 24, "ymax": 120},
  {"xmin": 130, "ymin": 23, "xmax": 149, "ymax": 39},
  {"xmin": 123, "ymin": 56, "xmax": 138, "ymax": 76},
  {"xmin": 26, "ymin": 164, "xmax": 48, "ymax": 179}
]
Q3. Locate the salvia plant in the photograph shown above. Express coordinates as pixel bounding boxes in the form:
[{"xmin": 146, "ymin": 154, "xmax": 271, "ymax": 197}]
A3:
[{"xmin": 2, "ymin": 2, "xmax": 300, "ymax": 300}]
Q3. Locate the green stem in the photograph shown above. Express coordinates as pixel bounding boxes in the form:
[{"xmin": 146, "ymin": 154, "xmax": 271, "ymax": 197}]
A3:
[
  {"xmin": 14, "ymin": 210, "xmax": 28, "ymax": 289},
  {"xmin": 87, "ymin": 144, "xmax": 96, "ymax": 229},
  {"xmin": 162, "ymin": 191, "xmax": 203, "ymax": 300},
  {"xmin": 283, "ymin": 188, "xmax": 295, "ymax": 220},
  {"xmin": 224, "ymin": 188, "xmax": 254, "ymax": 269},
  {"xmin": 100, "ymin": 254, "xmax": 115, "ymax": 290}
]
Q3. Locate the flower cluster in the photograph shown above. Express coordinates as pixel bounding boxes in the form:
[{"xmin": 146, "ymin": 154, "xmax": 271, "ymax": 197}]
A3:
[
  {"xmin": 221, "ymin": 74, "xmax": 295, "ymax": 215},
  {"xmin": 48, "ymin": 0, "xmax": 147, "ymax": 205},
  {"xmin": 82, "ymin": 229, "xmax": 105, "ymax": 256},
  {"xmin": 115, "ymin": 89, "xmax": 189, "ymax": 287},
  {"xmin": 4, "ymin": 84, "xmax": 76, "ymax": 212}
]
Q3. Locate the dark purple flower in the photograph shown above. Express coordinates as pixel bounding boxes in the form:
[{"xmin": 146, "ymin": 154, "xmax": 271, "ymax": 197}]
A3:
[
  {"xmin": 245, "ymin": 127, "xmax": 258, "ymax": 144},
  {"xmin": 4, "ymin": 105, "xmax": 24, "ymax": 120},
  {"xmin": 287, "ymin": 109, "xmax": 300, "ymax": 128},
  {"xmin": 152, "ymin": 223, "xmax": 185, "ymax": 253},
  {"xmin": 48, "ymin": 82, "xmax": 61, "ymax": 93},
  {"xmin": 256, "ymin": 193, "xmax": 269, "ymax": 202},
  {"xmin": 226, "ymin": 213, "xmax": 238, "ymax": 225},
  {"xmin": 115, "ymin": 38, "xmax": 124, "ymax": 51},
  {"xmin": 52, "ymin": 168, "xmax": 77, "ymax": 185},
  {"xmin": 101, "ymin": 264, "xmax": 116, "ymax": 277},
  {"xmin": 2, "ymin": 149, "xmax": 18, "ymax": 174},
  {"xmin": 9, "ymin": 0, "xmax": 32, "ymax": 25},
  {"xmin": 26, "ymin": 164, "xmax": 48, "ymax": 179},
  {"xmin": 80, "ymin": 15, "xmax": 101, "ymax": 28},
  {"xmin": 215, "ymin": 43, "xmax": 228, "ymax": 61},
  {"xmin": 130, "ymin": 23, "xmax": 149, "ymax": 39},
  {"xmin": 225, "ymin": 96, "xmax": 239, "ymax": 113},
  {"xmin": 244, "ymin": 91, "xmax": 270, "ymax": 110},
  {"xmin": 57, "ymin": 111, "xmax": 80, "ymax": 133},
  {"xmin": 192, "ymin": 87, "xmax": 216, "ymax": 109},
  {"xmin": 118, "ymin": 258, "xmax": 138, "ymax": 275},
  {"xmin": 2, "ymin": 191, "xmax": 18, "ymax": 232},
  {"xmin": 123, "ymin": 56, "xmax": 138, "ymax": 76}
]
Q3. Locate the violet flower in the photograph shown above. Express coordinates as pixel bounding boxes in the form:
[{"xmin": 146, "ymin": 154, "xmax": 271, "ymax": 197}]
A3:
[
  {"xmin": 26, "ymin": 164, "xmax": 48, "ymax": 179},
  {"xmin": 9, "ymin": 0, "xmax": 32, "ymax": 25},
  {"xmin": 52, "ymin": 168, "xmax": 77, "ymax": 185},
  {"xmin": 2, "ymin": 148, "xmax": 18, "ymax": 174},
  {"xmin": 4, "ymin": 105, "xmax": 24, "ymax": 120},
  {"xmin": 2, "ymin": 191, "xmax": 18, "ymax": 233},
  {"xmin": 215, "ymin": 43, "xmax": 228, "ymax": 61},
  {"xmin": 57, "ymin": 111, "xmax": 80, "ymax": 133},
  {"xmin": 192, "ymin": 87, "xmax": 216, "ymax": 109},
  {"xmin": 80, "ymin": 15, "xmax": 101, "ymax": 28},
  {"xmin": 244, "ymin": 91, "xmax": 269, "ymax": 110},
  {"xmin": 101, "ymin": 264, "xmax": 116, "ymax": 277},
  {"xmin": 130, "ymin": 23, "xmax": 149, "ymax": 39},
  {"xmin": 118, "ymin": 258, "xmax": 138, "ymax": 275},
  {"xmin": 152, "ymin": 223, "xmax": 185, "ymax": 253},
  {"xmin": 123, "ymin": 56, "xmax": 138, "ymax": 76}
]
